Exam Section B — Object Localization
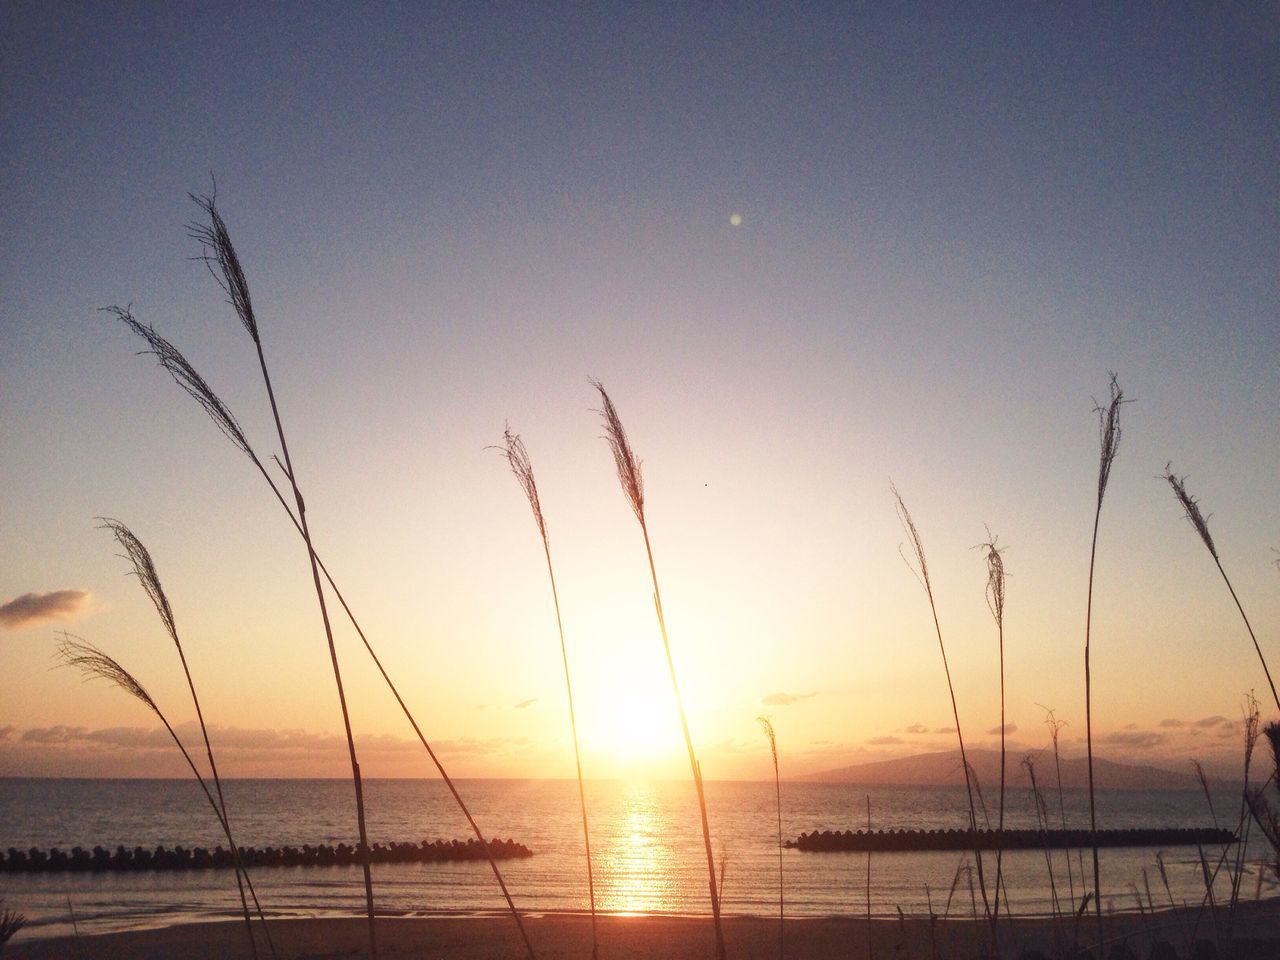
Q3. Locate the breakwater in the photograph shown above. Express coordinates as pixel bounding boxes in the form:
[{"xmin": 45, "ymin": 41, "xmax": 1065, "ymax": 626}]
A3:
[
  {"xmin": 0, "ymin": 838, "xmax": 532, "ymax": 873},
  {"xmin": 788, "ymin": 827, "xmax": 1236, "ymax": 853}
]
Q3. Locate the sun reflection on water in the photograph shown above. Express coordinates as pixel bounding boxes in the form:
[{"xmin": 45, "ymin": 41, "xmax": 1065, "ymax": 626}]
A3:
[{"xmin": 595, "ymin": 781, "xmax": 680, "ymax": 914}]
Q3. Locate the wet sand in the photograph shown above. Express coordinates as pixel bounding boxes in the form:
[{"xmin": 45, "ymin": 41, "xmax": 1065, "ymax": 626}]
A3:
[{"xmin": 8, "ymin": 906, "xmax": 1280, "ymax": 959}]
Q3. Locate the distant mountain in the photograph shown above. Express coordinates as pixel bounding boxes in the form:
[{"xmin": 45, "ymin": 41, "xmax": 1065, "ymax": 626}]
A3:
[{"xmin": 795, "ymin": 748, "xmax": 1227, "ymax": 791}]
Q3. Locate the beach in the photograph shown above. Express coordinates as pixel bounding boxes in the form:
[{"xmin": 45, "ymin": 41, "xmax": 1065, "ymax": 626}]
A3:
[{"xmin": 10, "ymin": 907, "xmax": 1280, "ymax": 960}]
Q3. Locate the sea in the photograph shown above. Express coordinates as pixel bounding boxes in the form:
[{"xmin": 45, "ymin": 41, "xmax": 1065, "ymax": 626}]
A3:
[{"xmin": 0, "ymin": 778, "xmax": 1270, "ymax": 942}]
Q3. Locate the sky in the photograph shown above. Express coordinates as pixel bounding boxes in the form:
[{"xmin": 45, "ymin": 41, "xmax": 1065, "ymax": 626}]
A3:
[{"xmin": 1, "ymin": 3, "xmax": 1276, "ymax": 782}]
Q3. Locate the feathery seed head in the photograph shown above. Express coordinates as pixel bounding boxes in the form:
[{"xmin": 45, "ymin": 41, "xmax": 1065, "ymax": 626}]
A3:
[
  {"xmin": 97, "ymin": 519, "xmax": 178, "ymax": 647},
  {"xmin": 494, "ymin": 426, "xmax": 547, "ymax": 541},
  {"xmin": 187, "ymin": 191, "xmax": 259, "ymax": 344},
  {"xmin": 592, "ymin": 379, "xmax": 645, "ymax": 524},
  {"xmin": 1093, "ymin": 373, "xmax": 1126, "ymax": 509},
  {"xmin": 979, "ymin": 531, "xmax": 1006, "ymax": 629},
  {"xmin": 56, "ymin": 634, "xmax": 160, "ymax": 718},
  {"xmin": 104, "ymin": 306, "xmax": 257, "ymax": 462},
  {"xmin": 1163, "ymin": 464, "xmax": 1218, "ymax": 560},
  {"xmin": 891, "ymin": 483, "xmax": 932, "ymax": 594},
  {"xmin": 757, "ymin": 715, "xmax": 777, "ymax": 762}
]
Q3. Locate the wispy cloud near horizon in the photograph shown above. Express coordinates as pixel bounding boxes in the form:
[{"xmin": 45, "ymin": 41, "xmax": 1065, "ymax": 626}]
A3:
[
  {"xmin": 761, "ymin": 691, "xmax": 816, "ymax": 707},
  {"xmin": 0, "ymin": 590, "xmax": 89, "ymax": 628}
]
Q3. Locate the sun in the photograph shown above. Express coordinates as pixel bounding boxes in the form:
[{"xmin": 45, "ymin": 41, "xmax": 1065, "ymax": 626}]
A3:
[{"xmin": 586, "ymin": 685, "xmax": 683, "ymax": 772}]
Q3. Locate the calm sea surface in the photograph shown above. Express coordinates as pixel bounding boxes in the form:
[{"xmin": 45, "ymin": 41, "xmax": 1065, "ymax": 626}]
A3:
[{"xmin": 1, "ymin": 778, "xmax": 1270, "ymax": 941}]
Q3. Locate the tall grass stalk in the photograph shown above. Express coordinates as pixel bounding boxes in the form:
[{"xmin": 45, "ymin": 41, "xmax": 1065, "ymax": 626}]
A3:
[
  {"xmin": 865, "ymin": 796, "xmax": 873, "ymax": 960},
  {"xmin": 593, "ymin": 379, "xmax": 725, "ymax": 960},
  {"xmin": 1041, "ymin": 708, "xmax": 1078, "ymax": 917},
  {"xmin": 187, "ymin": 191, "xmax": 377, "ymax": 959},
  {"xmin": 56, "ymin": 636, "xmax": 269, "ymax": 957},
  {"xmin": 757, "ymin": 716, "xmax": 783, "ymax": 959},
  {"xmin": 1163, "ymin": 467, "xmax": 1279, "ymax": 712},
  {"xmin": 496, "ymin": 427, "xmax": 596, "ymax": 959},
  {"xmin": 980, "ymin": 533, "xmax": 1008, "ymax": 930},
  {"xmin": 106, "ymin": 307, "xmax": 536, "ymax": 958},
  {"xmin": 98, "ymin": 519, "xmax": 274, "ymax": 960},
  {"xmin": 1084, "ymin": 373, "xmax": 1125, "ymax": 956},
  {"xmin": 1022, "ymin": 754, "xmax": 1063, "ymax": 952},
  {"xmin": 892, "ymin": 486, "xmax": 992, "ymax": 936}
]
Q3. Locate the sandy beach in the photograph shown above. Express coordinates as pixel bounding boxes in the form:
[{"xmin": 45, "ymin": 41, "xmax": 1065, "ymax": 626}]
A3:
[{"xmin": 9, "ymin": 907, "xmax": 1280, "ymax": 960}]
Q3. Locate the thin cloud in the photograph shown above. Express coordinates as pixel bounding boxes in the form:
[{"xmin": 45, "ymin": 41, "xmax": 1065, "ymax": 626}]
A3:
[
  {"xmin": 867, "ymin": 735, "xmax": 904, "ymax": 746},
  {"xmin": 1102, "ymin": 731, "xmax": 1166, "ymax": 748},
  {"xmin": 1159, "ymin": 719, "xmax": 1186, "ymax": 728},
  {"xmin": 761, "ymin": 692, "xmax": 816, "ymax": 707},
  {"xmin": 987, "ymin": 723, "xmax": 1018, "ymax": 735},
  {"xmin": 904, "ymin": 723, "xmax": 929, "ymax": 734},
  {"xmin": 0, "ymin": 590, "xmax": 90, "ymax": 628},
  {"xmin": 513, "ymin": 698, "xmax": 538, "ymax": 710},
  {"xmin": 1195, "ymin": 715, "xmax": 1229, "ymax": 729},
  {"xmin": 933, "ymin": 727, "xmax": 957, "ymax": 735}
]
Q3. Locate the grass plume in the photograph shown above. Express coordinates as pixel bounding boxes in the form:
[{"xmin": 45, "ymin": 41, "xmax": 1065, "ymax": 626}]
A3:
[
  {"xmin": 495, "ymin": 426, "xmax": 596, "ymax": 959},
  {"xmin": 1084, "ymin": 372, "xmax": 1126, "ymax": 955},
  {"xmin": 98, "ymin": 519, "xmax": 273, "ymax": 959},
  {"xmin": 758, "ymin": 715, "xmax": 784, "ymax": 959},
  {"xmin": 892, "ymin": 484, "xmax": 992, "ymax": 937},
  {"xmin": 978, "ymin": 531, "xmax": 1008, "ymax": 931},
  {"xmin": 108, "ymin": 307, "xmax": 535, "ymax": 957},
  {"xmin": 188, "ymin": 191, "xmax": 377, "ymax": 958},
  {"xmin": 1163, "ymin": 465, "xmax": 1279, "ymax": 712},
  {"xmin": 593, "ymin": 379, "xmax": 725, "ymax": 960},
  {"xmin": 55, "ymin": 634, "xmax": 273, "ymax": 956}
]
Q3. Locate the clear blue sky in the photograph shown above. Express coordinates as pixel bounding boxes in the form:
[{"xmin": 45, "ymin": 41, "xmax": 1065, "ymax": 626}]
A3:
[{"xmin": 1, "ymin": 3, "xmax": 1276, "ymax": 779}]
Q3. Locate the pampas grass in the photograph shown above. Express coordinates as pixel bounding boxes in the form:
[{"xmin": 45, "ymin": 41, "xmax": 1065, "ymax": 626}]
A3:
[
  {"xmin": 108, "ymin": 271, "xmax": 535, "ymax": 956},
  {"xmin": 593, "ymin": 379, "xmax": 726, "ymax": 960},
  {"xmin": 1163, "ymin": 466, "xmax": 1279, "ymax": 712},
  {"xmin": 496, "ymin": 426, "xmax": 596, "ymax": 959},
  {"xmin": 98, "ymin": 519, "xmax": 273, "ymax": 960},
  {"xmin": 979, "ymin": 532, "xmax": 1008, "ymax": 930},
  {"xmin": 892, "ymin": 485, "xmax": 992, "ymax": 935},
  {"xmin": 55, "ymin": 635, "xmax": 269, "ymax": 956},
  {"xmin": 189, "ymin": 190, "xmax": 378, "ymax": 957},
  {"xmin": 757, "ymin": 715, "xmax": 783, "ymax": 959},
  {"xmin": 1084, "ymin": 373, "xmax": 1125, "ymax": 956}
]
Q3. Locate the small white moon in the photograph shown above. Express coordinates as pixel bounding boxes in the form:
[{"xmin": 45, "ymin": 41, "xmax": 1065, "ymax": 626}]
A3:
[{"xmin": 729, "ymin": 213, "xmax": 743, "ymax": 227}]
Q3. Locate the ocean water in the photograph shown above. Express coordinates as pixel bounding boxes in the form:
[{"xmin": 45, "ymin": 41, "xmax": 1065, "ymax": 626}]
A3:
[{"xmin": 0, "ymin": 778, "xmax": 1270, "ymax": 941}]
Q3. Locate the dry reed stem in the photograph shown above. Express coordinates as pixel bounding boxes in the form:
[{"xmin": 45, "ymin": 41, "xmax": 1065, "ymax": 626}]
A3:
[
  {"xmin": 1085, "ymin": 373, "xmax": 1126, "ymax": 956},
  {"xmin": 55, "ymin": 635, "xmax": 273, "ymax": 956},
  {"xmin": 189, "ymin": 193, "xmax": 377, "ymax": 959},
  {"xmin": 108, "ymin": 311, "xmax": 535, "ymax": 957},
  {"xmin": 98, "ymin": 519, "xmax": 273, "ymax": 959},
  {"xmin": 1163, "ymin": 466, "xmax": 1279, "ymax": 712},
  {"xmin": 1040, "ymin": 707, "xmax": 1078, "ymax": 917},
  {"xmin": 495, "ymin": 426, "xmax": 596, "ymax": 960},
  {"xmin": 891, "ymin": 484, "xmax": 992, "ymax": 935},
  {"xmin": 758, "ymin": 715, "xmax": 784, "ymax": 960},
  {"xmin": 594, "ymin": 380, "xmax": 725, "ymax": 960},
  {"xmin": 979, "ymin": 533, "xmax": 1008, "ymax": 931}
]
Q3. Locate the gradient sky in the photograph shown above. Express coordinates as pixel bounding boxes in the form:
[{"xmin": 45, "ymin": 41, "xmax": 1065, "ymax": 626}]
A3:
[{"xmin": 2, "ymin": 3, "xmax": 1276, "ymax": 781}]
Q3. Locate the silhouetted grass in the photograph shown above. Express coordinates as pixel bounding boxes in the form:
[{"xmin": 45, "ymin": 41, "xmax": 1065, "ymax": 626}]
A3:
[
  {"xmin": 0, "ymin": 899, "xmax": 24, "ymax": 950},
  {"xmin": 758, "ymin": 715, "xmax": 783, "ymax": 959},
  {"xmin": 1163, "ymin": 466, "xmax": 1279, "ymax": 713},
  {"xmin": 496, "ymin": 426, "xmax": 597, "ymax": 960},
  {"xmin": 593, "ymin": 379, "xmax": 726, "ymax": 960},
  {"xmin": 55, "ymin": 635, "xmax": 270, "ymax": 955},
  {"xmin": 1084, "ymin": 372, "xmax": 1126, "ymax": 957},
  {"xmin": 106, "ymin": 311, "xmax": 537, "ymax": 956},
  {"xmin": 892, "ymin": 485, "xmax": 992, "ymax": 941},
  {"xmin": 187, "ymin": 190, "xmax": 377, "ymax": 960},
  {"xmin": 979, "ymin": 532, "xmax": 1008, "ymax": 933},
  {"xmin": 98, "ymin": 519, "xmax": 273, "ymax": 960}
]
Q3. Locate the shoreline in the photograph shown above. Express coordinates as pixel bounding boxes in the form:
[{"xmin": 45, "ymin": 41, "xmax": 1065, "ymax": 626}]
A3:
[{"xmin": 9, "ymin": 905, "xmax": 1280, "ymax": 959}]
